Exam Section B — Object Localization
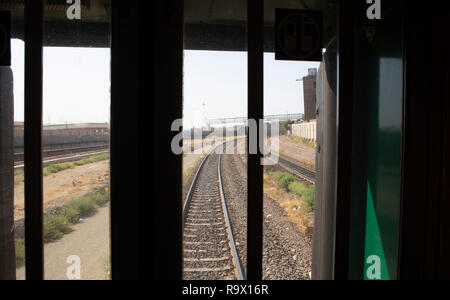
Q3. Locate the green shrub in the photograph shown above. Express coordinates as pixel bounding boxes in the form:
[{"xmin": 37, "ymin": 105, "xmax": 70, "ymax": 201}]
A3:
[
  {"xmin": 62, "ymin": 206, "xmax": 81, "ymax": 224},
  {"xmin": 90, "ymin": 190, "xmax": 110, "ymax": 207},
  {"xmin": 73, "ymin": 154, "xmax": 110, "ymax": 167},
  {"xmin": 42, "ymin": 154, "xmax": 110, "ymax": 176},
  {"xmin": 279, "ymin": 174, "xmax": 296, "ymax": 191},
  {"xmin": 288, "ymin": 180, "xmax": 315, "ymax": 210},
  {"xmin": 40, "ymin": 189, "xmax": 110, "ymax": 243},
  {"xmin": 302, "ymin": 186, "xmax": 315, "ymax": 210},
  {"xmin": 15, "ymin": 239, "xmax": 25, "ymax": 265},
  {"xmin": 91, "ymin": 154, "xmax": 109, "ymax": 163},
  {"xmin": 272, "ymin": 171, "xmax": 296, "ymax": 191},
  {"xmin": 68, "ymin": 196, "xmax": 97, "ymax": 217},
  {"xmin": 73, "ymin": 161, "xmax": 84, "ymax": 166},
  {"xmin": 282, "ymin": 119, "xmax": 294, "ymax": 133},
  {"xmin": 270, "ymin": 170, "xmax": 316, "ymax": 210},
  {"xmin": 44, "ymin": 214, "xmax": 73, "ymax": 242},
  {"xmin": 288, "ymin": 181, "xmax": 306, "ymax": 196},
  {"xmin": 44, "ymin": 163, "xmax": 73, "ymax": 175}
]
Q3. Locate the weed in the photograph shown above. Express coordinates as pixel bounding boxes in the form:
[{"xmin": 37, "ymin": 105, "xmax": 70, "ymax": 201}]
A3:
[
  {"xmin": 269, "ymin": 170, "xmax": 315, "ymax": 210},
  {"xmin": 42, "ymin": 189, "xmax": 110, "ymax": 242},
  {"xmin": 15, "ymin": 239, "xmax": 25, "ymax": 265},
  {"xmin": 270, "ymin": 171, "xmax": 296, "ymax": 191},
  {"xmin": 68, "ymin": 196, "xmax": 97, "ymax": 217},
  {"xmin": 44, "ymin": 214, "xmax": 73, "ymax": 242},
  {"xmin": 183, "ymin": 167, "xmax": 194, "ymax": 182}
]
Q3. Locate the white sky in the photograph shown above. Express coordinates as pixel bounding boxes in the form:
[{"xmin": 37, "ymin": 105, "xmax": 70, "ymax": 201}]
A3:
[
  {"xmin": 11, "ymin": 40, "xmax": 319, "ymax": 128},
  {"xmin": 12, "ymin": 39, "xmax": 111, "ymax": 125}
]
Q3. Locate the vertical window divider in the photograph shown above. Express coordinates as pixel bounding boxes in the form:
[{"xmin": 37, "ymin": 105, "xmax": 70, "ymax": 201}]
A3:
[
  {"xmin": 111, "ymin": 1, "xmax": 140, "ymax": 280},
  {"xmin": 24, "ymin": 0, "xmax": 44, "ymax": 280},
  {"xmin": 334, "ymin": 0, "xmax": 354, "ymax": 280},
  {"xmin": 247, "ymin": 0, "xmax": 264, "ymax": 280}
]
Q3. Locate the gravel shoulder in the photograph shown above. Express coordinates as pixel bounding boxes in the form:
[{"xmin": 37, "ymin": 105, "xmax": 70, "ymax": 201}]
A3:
[{"xmin": 221, "ymin": 150, "xmax": 312, "ymax": 280}]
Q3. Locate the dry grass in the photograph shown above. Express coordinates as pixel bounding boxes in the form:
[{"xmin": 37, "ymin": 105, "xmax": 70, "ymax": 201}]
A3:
[
  {"xmin": 15, "ymin": 239, "xmax": 25, "ymax": 266},
  {"xmin": 264, "ymin": 171, "xmax": 314, "ymax": 237},
  {"xmin": 183, "ymin": 166, "xmax": 194, "ymax": 183},
  {"xmin": 289, "ymin": 135, "xmax": 316, "ymax": 149},
  {"xmin": 14, "ymin": 153, "xmax": 110, "ymax": 183}
]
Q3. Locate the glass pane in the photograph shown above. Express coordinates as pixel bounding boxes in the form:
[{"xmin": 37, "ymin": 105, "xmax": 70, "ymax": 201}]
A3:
[
  {"xmin": 262, "ymin": 0, "xmax": 336, "ymax": 280},
  {"xmin": 183, "ymin": 0, "xmax": 247, "ymax": 280},
  {"xmin": 40, "ymin": 1, "xmax": 111, "ymax": 280},
  {"xmin": 0, "ymin": 0, "xmax": 25, "ymax": 280}
]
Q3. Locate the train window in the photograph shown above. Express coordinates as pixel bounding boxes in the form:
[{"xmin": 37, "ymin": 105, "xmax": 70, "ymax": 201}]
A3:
[
  {"xmin": 20, "ymin": 1, "xmax": 111, "ymax": 280},
  {"xmin": 261, "ymin": 0, "xmax": 319, "ymax": 280},
  {"xmin": 182, "ymin": 0, "xmax": 248, "ymax": 280},
  {"xmin": 11, "ymin": 37, "xmax": 25, "ymax": 279},
  {"xmin": 0, "ymin": 0, "xmax": 24, "ymax": 280},
  {"xmin": 262, "ymin": 58, "xmax": 319, "ymax": 280}
]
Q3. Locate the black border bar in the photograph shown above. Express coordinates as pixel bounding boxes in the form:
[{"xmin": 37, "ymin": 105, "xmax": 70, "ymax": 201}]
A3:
[
  {"xmin": 24, "ymin": 0, "xmax": 44, "ymax": 280},
  {"xmin": 247, "ymin": 0, "xmax": 264, "ymax": 280}
]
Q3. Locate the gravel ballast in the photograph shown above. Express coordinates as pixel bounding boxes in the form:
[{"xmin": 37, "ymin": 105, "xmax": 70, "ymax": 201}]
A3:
[{"xmin": 221, "ymin": 149, "xmax": 312, "ymax": 280}]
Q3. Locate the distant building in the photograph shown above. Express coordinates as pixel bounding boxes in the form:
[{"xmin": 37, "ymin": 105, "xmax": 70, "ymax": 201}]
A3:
[
  {"xmin": 13, "ymin": 122, "xmax": 110, "ymax": 137},
  {"xmin": 303, "ymin": 68, "xmax": 317, "ymax": 122}
]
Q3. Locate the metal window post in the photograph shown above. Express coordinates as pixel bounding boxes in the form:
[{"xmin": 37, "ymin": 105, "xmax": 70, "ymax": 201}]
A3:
[
  {"xmin": 24, "ymin": 0, "xmax": 44, "ymax": 280},
  {"xmin": 247, "ymin": 0, "xmax": 264, "ymax": 280}
]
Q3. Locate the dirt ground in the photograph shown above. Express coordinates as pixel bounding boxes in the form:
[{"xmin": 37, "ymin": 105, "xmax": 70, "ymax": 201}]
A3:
[
  {"xmin": 16, "ymin": 204, "xmax": 110, "ymax": 280},
  {"xmin": 14, "ymin": 160, "xmax": 110, "ymax": 221},
  {"xmin": 274, "ymin": 136, "xmax": 316, "ymax": 166}
]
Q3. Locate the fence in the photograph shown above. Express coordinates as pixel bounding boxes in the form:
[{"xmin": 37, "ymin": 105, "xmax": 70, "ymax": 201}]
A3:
[{"xmin": 292, "ymin": 120, "xmax": 317, "ymax": 142}]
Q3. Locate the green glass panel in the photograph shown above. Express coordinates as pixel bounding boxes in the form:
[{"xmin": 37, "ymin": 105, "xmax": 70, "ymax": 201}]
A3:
[
  {"xmin": 349, "ymin": 0, "xmax": 403, "ymax": 280},
  {"xmin": 364, "ymin": 182, "xmax": 389, "ymax": 280}
]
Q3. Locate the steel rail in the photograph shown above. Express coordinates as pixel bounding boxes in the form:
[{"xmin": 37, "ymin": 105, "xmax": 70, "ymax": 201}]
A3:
[
  {"xmin": 278, "ymin": 155, "xmax": 316, "ymax": 184},
  {"xmin": 14, "ymin": 144, "xmax": 110, "ymax": 162},
  {"xmin": 14, "ymin": 150, "xmax": 110, "ymax": 170},
  {"xmin": 182, "ymin": 138, "xmax": 243, "ymax": 219},
  {"xmin": 266, "ymin": 154, "xmax": 316, "ymax": 184},
  {"xmin": 182, "ymin": 146, "xmax": 216, "ymax": 221},
  {"xmin": 218, "ymin": 154, "xmax": 245, "ymax": 280}
]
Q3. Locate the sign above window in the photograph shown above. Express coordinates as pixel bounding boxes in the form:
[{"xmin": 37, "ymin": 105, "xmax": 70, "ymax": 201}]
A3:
[{"xmin": 275, "ymin": 9, "xmax": 323, "ymax": 62}]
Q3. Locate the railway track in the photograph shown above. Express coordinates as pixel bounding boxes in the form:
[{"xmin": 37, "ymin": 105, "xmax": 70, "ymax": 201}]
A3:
[
  {"xmin": 267, "ymin": 153, "xmax": 316, "ymax": 184},
  {"xmin": 14, "ymin": 144, "xmax": 109, "ymax": 163},
  {"xmin": 14, "ymin": 145, "xmax": 110, "ymax": 170},
  {"xmin": 183, "ymin": 145, "xmax": 244, "ymax": 280}
]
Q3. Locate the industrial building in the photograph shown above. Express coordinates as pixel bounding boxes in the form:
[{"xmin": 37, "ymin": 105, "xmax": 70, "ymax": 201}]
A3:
[{"xmin": 303, "ymin": 68, "xmax": 317, "ymax": 122}]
